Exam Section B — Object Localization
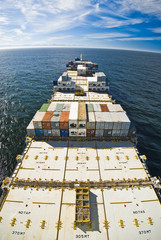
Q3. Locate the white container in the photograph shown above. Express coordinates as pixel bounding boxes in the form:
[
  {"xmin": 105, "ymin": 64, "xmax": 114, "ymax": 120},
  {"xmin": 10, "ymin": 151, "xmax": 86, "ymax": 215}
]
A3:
[
  {"xmin": 120, "ymin": 129, "xmax": 129, "ymax": 136},
  {"xmin": 107, "ymin": 103, "xmax": 115, "ymax": 112},
  {"xmin": 103, "ymin": 112, "xmax": 113, "ymax": 129},
  {"xmin": 95, "ymin": 112, "xmax": 105, "ymax": 129},
  {"xmin": 112, "ymin": 129, "xmax": 121, "ymax": 137},
  {"xmin": 44, "ymin": 129, "xmax": 53, "ymax": 137},
  {"xmin": 77, "ymin": 129, "xmax": 86, "ymax": 137},
  {"xmin": 69, "ymin": 102, "xmax": 78, "ymax": 128},
  {"xmin": 26, "ymin": 120, "xmax": 35, "ymax": 137},
  {"xmin": 62, "ymin": 72, "xmax": 68, "ymax": 81},
  {"xmin": 69, "ymin": 129, "xmax": 77, "ymax": 136},
  {"xmin": 47, "ymin": 102, "xmax": 57, "ymax": 112},
  {"xmin": 114, "ymin": 104, "xmax": 124, "ymax": 112},
  {"xmin": 33, "ymin": 111, "xmax": 46, "ymax": 129},
  {"xmin": 119, "ymin": 112, "xmax": 131, "ymax": 130},
  {"xmin": 52, "ymin": 129, "xmax": 60, "ymax": 136},
  {"xmin": 62, "ymin": 103, "xmax": 71, "ymax": 112},
  {"xmin": 93, "ymin": 104, "xmax": 101, "ymax": 112},
  {"xmin": 51, "ymin": 112, "xmax": 61, "ymax": 129},
  {"xmin": 87, "ymin": 112, "xmax": 95, "ymax": 129},
  {"xmin": 95, "ymin": 72, "xmax": 106, "ymax": 81},
  {"xmin": 110, "ymin": 112, "xmax": 122, "ymax": 130},
  {"xmin": 95, "ymin": 129, "xmax": 103, "ymax": 137}
]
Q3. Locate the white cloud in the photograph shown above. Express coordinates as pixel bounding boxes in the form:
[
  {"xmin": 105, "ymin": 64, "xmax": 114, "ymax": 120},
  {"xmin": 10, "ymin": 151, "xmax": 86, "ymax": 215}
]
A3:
[
  {"xmin": 86, "ymin": 32, "xmax": 131, "ymax": 39},
  {"xmin": 151, "ymin": 27, "xmax": 161, "ymax": 33},
  {"xmin": 117, "ymin": 36, "xmax": 161, "ymax": 41},
  {"xmin": 93, "ymin": 16, "xmax": 143, "ymax": 28}
]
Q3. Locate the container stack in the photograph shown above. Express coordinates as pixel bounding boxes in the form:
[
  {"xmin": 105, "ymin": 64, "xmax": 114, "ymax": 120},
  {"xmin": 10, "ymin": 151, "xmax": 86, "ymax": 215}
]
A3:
[
  {"xmin": 26, "ymin": 102, "xmax": 131, "ymax": 138},
  {"xmin": 57, "ymin": 72, "xmax": 75, "ymax": 91},
  {"xmin": 88, "ymin": 72, "xmax": 108, "ymax": 92}
]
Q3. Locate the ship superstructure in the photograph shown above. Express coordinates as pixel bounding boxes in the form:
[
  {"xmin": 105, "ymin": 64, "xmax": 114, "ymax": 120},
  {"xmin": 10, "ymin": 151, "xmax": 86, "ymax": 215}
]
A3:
[{"xmin": 0, "ymin": 57, "xmax": 161, "ymax": 240}]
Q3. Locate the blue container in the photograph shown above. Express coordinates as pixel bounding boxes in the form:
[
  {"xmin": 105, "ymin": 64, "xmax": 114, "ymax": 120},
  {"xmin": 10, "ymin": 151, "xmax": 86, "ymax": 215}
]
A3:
[
  {"xmin": 53, "ymin": 76, "xmax": 59, "ymax": 86},
  {"xmin": 35, "ymin": 129, "xmax": 44, "ymax": 136},
  {"xmin": 60, "ymin": 129, "xmax": 69, "ymax": 137}
]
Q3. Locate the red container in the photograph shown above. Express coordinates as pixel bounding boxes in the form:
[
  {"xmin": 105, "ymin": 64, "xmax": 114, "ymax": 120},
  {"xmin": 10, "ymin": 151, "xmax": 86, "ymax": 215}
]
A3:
[
  {"xmin": 87, "ymin": 129, "xmax": 95, "ymax": 137},
  {"xmin": 42, "ymin": 111, "xmax": 53, "ymax": 129},
  {"xmin": 100, "ymin": 104, "xmax": 109, "ymax": 112},
  {"xmin": 59, "ymin": 112, "xmax": 69, "ymax": 129}
]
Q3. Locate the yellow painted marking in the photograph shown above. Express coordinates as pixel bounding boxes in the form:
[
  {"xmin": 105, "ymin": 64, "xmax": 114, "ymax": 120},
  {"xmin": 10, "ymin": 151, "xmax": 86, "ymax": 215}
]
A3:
[
  {"xmin": 66, "ymin": 169, "xmax": 78, "ymax": 171},
  {"xmin": 129, "ymin": 168, "xmax": 144, "ymax": 170},
  {"xmin": 20, "ymin": 167, "xmax": 35, "ymax": 170},
  {"xmin": 25, "ymin": 155, "xmax": 29, "ymax": 159},
  {"xmin": 41, "ymin": 220, "xmax": 46, "ymax": 229},
  {"xmin": 141, "ymin": 199, "xmax": 158, "ymax": 203},
  {"xmin": 62, "ymin": 203, "xmax": 75, "ymax": 205},
  {"xmin": 33, "ymin": 202, "xmax": 55, "ymax": 204},
  {"xmin": 0, "ymin": 216, "xmax": 2, "ymax": 223},
  {"xmin": 86, "ymin": 168, "xmax": 99, "ymax": 171},
  {"xmin": 110, "ymin": 201, "xmax": 132, "ymax": 204},
  {"xmin": 6, "ymin": 200, "xmax": 23, "ymax": 203},
  {"xmin": 26, "ymin": 219, "xmax": 31, "ymax": 228}
]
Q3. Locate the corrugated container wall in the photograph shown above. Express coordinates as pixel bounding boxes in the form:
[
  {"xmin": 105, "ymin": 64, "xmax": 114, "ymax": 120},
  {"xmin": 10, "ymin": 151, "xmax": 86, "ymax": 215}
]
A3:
[
  {"xmin": 42, "ymin": 111, "xmax": 53, "ymax": 129},
  {"xmin": 26, "ymin": 120, "xmax": 35, "ymax": 137},
  {"xmin": 33, "ymin": 111, "xmax": 46, "ymax": 129},
  {"xmin": 100, "ymin": 104, "xmax": 109, "ymax": 112},
  {"xmin": 78, "ymin": 102, "xmax": 86, "ymax": 128},
  {"xmin": 69, "ymin": 102, "xmax": 78, "ymax": 128},
  {"xmin": 86, "ymin": 111, "xmax": 95, "ymax": 130},
  {"xmin": 51, "ymin": 112, "xmax": 61, "ymax": 129},
  {"xmin": 59, "ymin": 112, "xmax": 69, "ymax": 129}
]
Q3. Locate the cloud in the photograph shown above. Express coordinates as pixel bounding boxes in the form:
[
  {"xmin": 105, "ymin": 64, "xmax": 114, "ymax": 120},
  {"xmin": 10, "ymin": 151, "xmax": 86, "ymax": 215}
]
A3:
[
  {"xmin": 93, "ymin": 16, "xmax": 144, "ymax": 28},
  {"xmin": 86, "ymin": 32, "xmax": 131, "ymax": 39},
  {"xmin": 117, "ymin": 36, "xmax": 161, "ymax": 41},
  {"xmin": 151, "ymin": 27, "xmax": 161, "ymax": 33}
]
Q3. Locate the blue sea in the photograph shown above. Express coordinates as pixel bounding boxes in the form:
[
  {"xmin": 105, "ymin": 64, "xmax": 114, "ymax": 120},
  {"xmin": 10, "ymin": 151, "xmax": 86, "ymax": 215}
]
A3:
[{"xmin": 0, "ymin": 48, "xmax": 161, "ymax": 182}]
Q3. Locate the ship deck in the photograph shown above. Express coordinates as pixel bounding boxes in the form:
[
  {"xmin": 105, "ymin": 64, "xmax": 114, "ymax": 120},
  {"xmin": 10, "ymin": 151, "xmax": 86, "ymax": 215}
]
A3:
[{"xmin": 0, "ymin": 139, "xmax": 161, "ymax": 240}]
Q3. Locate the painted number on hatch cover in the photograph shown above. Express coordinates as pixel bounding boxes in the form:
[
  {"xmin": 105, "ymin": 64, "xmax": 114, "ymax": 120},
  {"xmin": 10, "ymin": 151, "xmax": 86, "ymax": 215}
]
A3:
[
  {"xmin": 139, "ymin": 230, "xmax": 151, "ymax": 235},
  {"xmin": 76, "ymin": 235, "xmax": 89, "ymax": 238}
]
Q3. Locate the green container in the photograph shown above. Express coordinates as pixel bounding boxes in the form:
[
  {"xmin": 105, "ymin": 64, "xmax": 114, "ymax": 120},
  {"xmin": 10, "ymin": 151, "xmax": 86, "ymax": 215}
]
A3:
[
  {"xmin": 86, "ymin": 103, "xmax": 94, "ymax": 112},
  {"xmin": 39, "ymin": 103, "xmax": 50, "ymax": 112}
]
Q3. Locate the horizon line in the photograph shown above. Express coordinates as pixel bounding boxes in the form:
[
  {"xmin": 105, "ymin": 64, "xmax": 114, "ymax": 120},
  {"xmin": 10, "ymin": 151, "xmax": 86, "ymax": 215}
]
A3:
[{"xmin": 0, "ymin": 45, "xmax": 160, "ymax": 54}]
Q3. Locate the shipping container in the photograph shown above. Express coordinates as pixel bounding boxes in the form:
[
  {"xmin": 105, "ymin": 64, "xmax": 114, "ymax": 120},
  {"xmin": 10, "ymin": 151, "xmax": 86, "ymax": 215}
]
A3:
[
  {"xmin": 103, "ymin": 129, "xmax": 112, "ymax": 137},
  {"xmin": 51, "ymin": 112, "xmax": 61, "ymax": 129},
  {"xmin": 52, "ymin": 129, "xmax": 60, "ymax": 137},
  {"xmin": 77, "ymin": 129, "xmax": 86, "ymax": 137},
  {"xmin": 69, "ymin": 102, "xmax": 78, "ymax": 128},
  {"xmin": 114, "ymin": 104, "xmax": 124, "ymax": 112},
  {"xmin": 103, "ymin": 112, "xmax": 113, "ymax": 130},
  {"xmin": 119, "ymin": 112, "xmax": 131, "ymax": 130},
  {"xmin": 112, "ymin": 129, "xmax": 121, "ymax": 137},
  {"xmin": 86, "ymin": 129, "xmax": 95, "ymax": 137},
  {"xmin": 55, "ymin": 103, "xmax": 64, "ymax": 112},
  {"xmin": 33, "ymin": 111, "xmax": 46, "ymax": 129},
  {"xmin": 78, "ymin": 102, "xmax": 86, "ymax": 128},
  {"xmin": 59, "ymin": 112, "xmax": 69, "ymax": 129},
  {"xmin": 110, "ymin": 112, "xmax": 122, "ymax": 130},
  {"xmin": 60, "ymin": 129, "xmax": 69, "ymax": 137},
  {"xmin": 95, "ymin": 112, "xmax": 105, "ymax": 130},
  {"xmin": 44, "ymin": 129, "xmax": 53, "ymax": 137},
  {"xmin": 39, "ymin": 103, "xmax": 50, "ymax": 112},
  {"xmin": 100, "ymin": 104, "xmax": 109, "ymax": 112},
  {"xmin": 120, "ymin": 129, "xmax": 129, "ymax": 136},
  {"xmin": 62, "ymin": 103, "xmax": 71, "ymax": 112},
  {"xmin": 107, "ymin": 103, "xmax": 115, "ymax": 112},
  {"xmin": 26, "ymin": 120, "xmax": 35, "ymax": 137},
  {"xmin": 42, "ymin": 111, "xmax": 53, "ymax": 129},
  {"xmin": 95, "ymin": 129, "xmax": 103, "ymax": 137},
  {"xmin": 69, "ymin": 129, "xmax": 77, "ymax": 136},
  {"xmin": 87, "ymin": 111, "xmax": 95, "ymax": 129},
  {"xmin": 93, "ymin": 104, "xmax": 101, "ymax": 112},
  {"xmin": 47, "ymin": 102, "xmax": 57, "ymax": 111},
  {"xmin": 35, "ymin": 129, "xmax": 44, "ymax": 136}
]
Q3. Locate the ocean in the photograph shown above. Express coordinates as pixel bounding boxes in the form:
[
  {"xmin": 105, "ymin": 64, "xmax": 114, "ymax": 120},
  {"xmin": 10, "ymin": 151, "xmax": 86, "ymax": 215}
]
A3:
[{"xmin": 0, "ymin": 48, "xmax": 161, "ymax": 183}]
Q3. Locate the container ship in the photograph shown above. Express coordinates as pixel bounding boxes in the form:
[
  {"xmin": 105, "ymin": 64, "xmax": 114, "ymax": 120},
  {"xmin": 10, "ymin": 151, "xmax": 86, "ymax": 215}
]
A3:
[{"xmin": 0, "ymin": 57, "xmax": 161, "ymax": 239}]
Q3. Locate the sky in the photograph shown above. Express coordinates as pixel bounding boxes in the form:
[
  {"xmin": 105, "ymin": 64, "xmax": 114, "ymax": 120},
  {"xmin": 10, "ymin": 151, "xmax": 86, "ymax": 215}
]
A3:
[{"xmin": 0, "ymin": 0, "xmax": 161, "ymax": 52}]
